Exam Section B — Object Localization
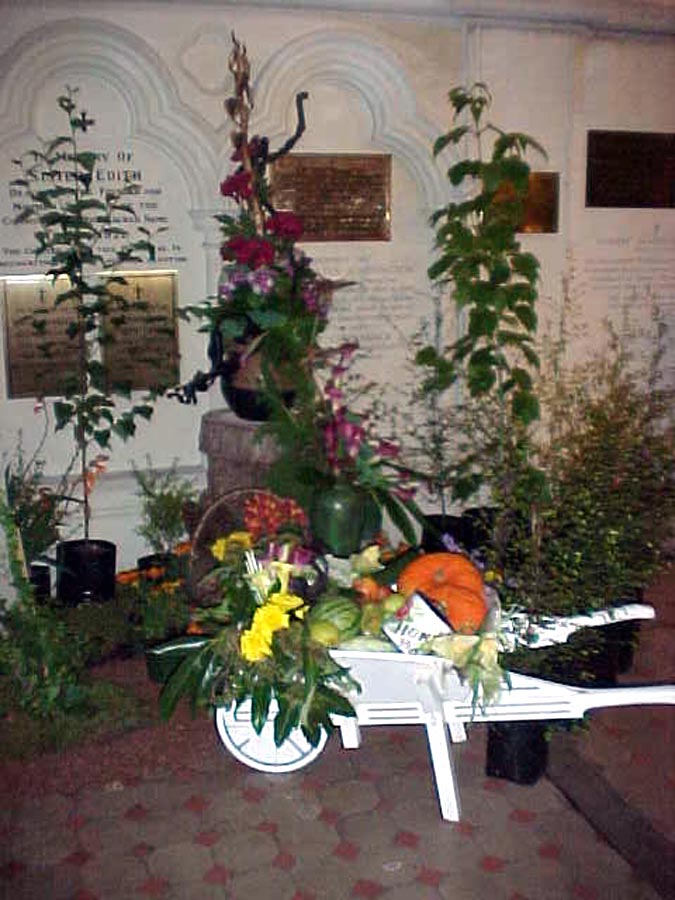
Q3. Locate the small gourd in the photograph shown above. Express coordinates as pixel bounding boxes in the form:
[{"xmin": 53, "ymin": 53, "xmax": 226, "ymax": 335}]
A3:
[{"xmin": 397, "ymin": 552, "xmax": 487, "ymax": 632}]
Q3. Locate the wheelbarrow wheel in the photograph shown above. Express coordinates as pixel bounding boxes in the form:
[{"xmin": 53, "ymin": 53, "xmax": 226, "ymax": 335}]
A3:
[{"xmin": 215, "ymin": 700, "xmax": 328, "ymax": 773}]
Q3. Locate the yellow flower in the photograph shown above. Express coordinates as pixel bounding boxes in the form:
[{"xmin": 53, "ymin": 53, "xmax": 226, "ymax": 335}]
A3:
[
  {"xmin": 240, "ymin": 627, "xmax": 272, "ymax": 661},
  {"xmin": 252, "ymin": 602, "xmax": 289, "ymax": 636},
  {"xmin": 269, "ymin": 560, "xmax": 294, "ymax": 594},
  {"xmin": 211, "ymin": 531, "xmax": 253, "ymax": 562},
  {"xmin": 268, "ymin": 591, "xmax": 305, "ymax": 613}
]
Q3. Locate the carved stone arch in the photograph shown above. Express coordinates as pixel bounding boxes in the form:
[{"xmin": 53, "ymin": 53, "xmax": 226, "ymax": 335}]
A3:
[
  {"xmin": 253, "ymin": 29, "xmax": 449, "ymax": 212},
  {"xmin": 0, "ymin": 18, "xmax": 219, "ymax": 210}
]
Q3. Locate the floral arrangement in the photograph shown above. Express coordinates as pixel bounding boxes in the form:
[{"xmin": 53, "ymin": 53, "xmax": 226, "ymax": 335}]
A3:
[
  {"xmin": 158, "ymin": 492, "xmax": 360, "ymax": 746},
  {"xmin": 263, "ymin": 341, "xmax": 422, "ymax": 545},
  {"xmin": 180, "ymin": 34, "xmax": 338, "ymax": 405}
]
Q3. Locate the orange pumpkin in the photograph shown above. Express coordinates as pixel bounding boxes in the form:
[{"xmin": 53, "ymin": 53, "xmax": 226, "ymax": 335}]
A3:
[{"xmin": 397, "ymin": 552, "xmax": 487, "ymax": 632}]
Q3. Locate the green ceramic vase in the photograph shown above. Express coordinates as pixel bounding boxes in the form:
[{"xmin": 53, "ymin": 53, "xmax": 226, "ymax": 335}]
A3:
[{"xmin": 310, "ymin": 483, "xmax": 380, "ymax": 558}]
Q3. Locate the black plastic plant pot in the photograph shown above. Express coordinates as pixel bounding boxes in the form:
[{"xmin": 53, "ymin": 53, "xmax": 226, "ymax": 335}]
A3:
[
  {"xmin": 485, "ymin": 721, "xmax": 549, "ymax": 785},
  {"xmin": 137, "ymin": 552, "xmax": 179, "ymax": 581},
  {"xmin": 29, "ymin": 563, "xmax": 51, "ymax": 603},
  {"xmin": 421, "ymin": 514, "xmax": 464, "ymax": 552},
  {"xmin": 56, "ymin": 539, "xmax": 117, "ymax": 606}
]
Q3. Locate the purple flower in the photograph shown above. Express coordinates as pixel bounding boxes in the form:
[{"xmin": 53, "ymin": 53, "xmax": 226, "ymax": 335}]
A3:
[
  {"xmin": 218, "ymin": 265, "xmax": 250, "ymax": 301},
  {"xmin": 248, "ymin": 267, "xmax": 276, "ymax": 296}
]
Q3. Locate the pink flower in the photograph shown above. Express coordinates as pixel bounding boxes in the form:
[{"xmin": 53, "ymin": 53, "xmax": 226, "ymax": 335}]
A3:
[
  {"xmin": 376, "ymin": 439, "xmax": 401, "ymax": 459},
  {"xmin": 220, "ymin": 170, "xmax": 253, "ymax": 201},
  {"xmin": 266, "ymin": 211, "xmax": 304, "ymax": 241},
  {"xmin": 224, "ymin": 235, "xmax": 275, "ymax": 269}
]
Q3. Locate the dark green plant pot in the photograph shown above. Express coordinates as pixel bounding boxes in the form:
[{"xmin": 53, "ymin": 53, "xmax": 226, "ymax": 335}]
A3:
[
  {"xmin": 56, "ymin": 539, "xmax": 116, "ymax": 606},
  {"xmin": 310, "ymin": 483, "xmax": 376, "ymax": 558}
]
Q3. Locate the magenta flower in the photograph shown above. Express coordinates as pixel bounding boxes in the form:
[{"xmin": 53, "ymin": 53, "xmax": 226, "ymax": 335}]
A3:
[
  {"xmin": 266, "ymin": 211, "xmax": 304, "ymax": 240},
  {"xmin": 220, "ymin": 170, "xmax": 253, "ymax": 201},
  {"xmin": 224, "ymin": 235, "xmax": 275, "ymax": 269}
]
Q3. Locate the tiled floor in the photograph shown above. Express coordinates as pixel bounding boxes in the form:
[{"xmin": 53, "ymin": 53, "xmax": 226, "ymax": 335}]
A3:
[{"xmin": 1, "ymin": 569, "xmax": 673, "ymax": 900}]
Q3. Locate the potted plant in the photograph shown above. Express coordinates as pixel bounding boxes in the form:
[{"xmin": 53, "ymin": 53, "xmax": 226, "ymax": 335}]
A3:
[
  {"xmin": 3, "ymin": 417, "xmax": 69, "ymax": 601},
  {"xmin": 410, "ymin": 82, "xmax": 546, "ymax": 559},
  {"xmin": 413, "ymin": 82, "xmax": 552, "ymax": 781},
  {"xmin": 11, "ymin": 87, "xmax": 166, "ymax": 604},
  {"xmin": 132, "ymin": 457, "xmax": 198, "ymax": 578}
]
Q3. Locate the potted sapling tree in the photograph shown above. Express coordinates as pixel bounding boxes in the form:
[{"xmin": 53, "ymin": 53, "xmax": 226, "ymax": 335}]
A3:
[{"xmin": 11, "ymin": 86, "xmax": 167, "ymax": 604}]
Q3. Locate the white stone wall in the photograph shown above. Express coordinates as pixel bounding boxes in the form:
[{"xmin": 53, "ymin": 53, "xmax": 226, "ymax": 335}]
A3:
[{"xmin": 0, "ymin": 1, "xmax": 673, "ymax": 566}]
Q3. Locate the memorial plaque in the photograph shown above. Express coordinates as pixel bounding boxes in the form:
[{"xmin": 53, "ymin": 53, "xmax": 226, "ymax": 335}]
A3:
[
  {"xmin": 102, "ymin": 271, "xmax": 179, "ymax": 391},
  {"xmin": 270, "ymin": 154, "xmax": 391, "ymax": 242},
  {"xmin": 520, "ymin": 172, "xmax": 559, "ymax": 234},
  {"xmin": 586, "ymin": 131, "xmax": 675, "ymax": 209},
  {"xmin": 3, "ymin": 276, "xmax": 80, "ymax": 398}
]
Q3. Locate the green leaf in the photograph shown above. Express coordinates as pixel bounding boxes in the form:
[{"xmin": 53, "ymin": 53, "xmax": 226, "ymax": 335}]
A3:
[
  {"xmin": 75, "ymin": 151, "xmax": 99, "ymax": 172},
  {"xmin": 511, "ymin": 388, "xmax": 540, "ymax": 425},
  {"xmin": 53, "ymin": 400, "xmax": 74, "ymax": 430},
  {"xmin": 376, "ymin": 489, "xmax": 417, "ymax": 546},
  {"xmin": 251, "ymin": 682, "xmax": 272, "ymax": 734},
  {"xmin": 273, "ymin": 695, "xmax": 301, "ymax": 746},
  {"xmin": 468, "ymin": 306, "xmax": 499, "ymax": 339},
  {"xmin": 158, "ymin": 642, "xmax": 213, "ymax": 720},
  {"xmin": 432, "ymin": 125, "xmax": 469, "ymax": 157},
  {"xmin": 448, "ymin": 159, "xmax": 482, "ymax": 186}
]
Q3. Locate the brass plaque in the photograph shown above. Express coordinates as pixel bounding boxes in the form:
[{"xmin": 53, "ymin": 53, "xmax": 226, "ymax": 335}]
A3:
[
  {"xmin": 271, "ymin": 154, "xmax": 391, "ymax": 242},
  {"xmin": 3, "ymin": 276, "xmax": 80, "ymax": 398},
  {"xmin": 102, "ymin": 271, "xmax": 179, "ymax": 392},
  {"xmin": 520, "ymin": 172, "xmax": 559, "ymax": 234}
]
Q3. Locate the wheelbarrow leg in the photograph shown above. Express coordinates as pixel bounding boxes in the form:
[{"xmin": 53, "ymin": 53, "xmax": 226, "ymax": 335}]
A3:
[
  {"xmin": 337, "ymin": 717, "xmax": 362, "ymax": 750},
  {"xmin": 425, "ymin": 718, "xmax": 461, "ymax": 822}
]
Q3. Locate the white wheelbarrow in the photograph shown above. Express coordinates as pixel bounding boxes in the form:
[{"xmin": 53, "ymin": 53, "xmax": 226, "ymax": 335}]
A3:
[{"xmin": 214, "ymin": 603, "xmax": 675, "ymax": 821}]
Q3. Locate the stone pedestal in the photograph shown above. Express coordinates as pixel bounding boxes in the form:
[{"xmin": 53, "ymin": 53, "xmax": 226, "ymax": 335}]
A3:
[{"xmin": 199, "ymin": 409, "xmax": 278, "ymax": 500}]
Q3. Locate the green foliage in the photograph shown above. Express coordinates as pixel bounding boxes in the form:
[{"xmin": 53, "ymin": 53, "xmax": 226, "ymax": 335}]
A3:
[
  {"xmin": 406, "ymin": 83, "xmax": 547, "ymax": 522},
  {"xmin": 132, "ymin": 458, "xmax": 198, "ymax": 554},
  {"xmin": 420, "ymin": 82, "xmax": 545, "ymax": 461},
  {"xmin": 524, "ymin": 329, "xmax": 675, "ymax": 613},
  {"xmin": 4, "ymin": 447, "xmax": 64, "ymax": 564},
  {"xmin": 0, "ymin": 678, "xmax": 151, "ymax": 761},
  {"xmin": 0, "ymin": 601, "xmax": 87, "ymax": 718},
  {"xmin": 11, "ymin": 86, "xmax": 166, "ymax": 538}
]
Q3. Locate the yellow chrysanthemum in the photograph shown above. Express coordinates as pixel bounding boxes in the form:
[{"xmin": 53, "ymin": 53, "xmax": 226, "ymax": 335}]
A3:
[
  {"xmin": 211, "ymin": 531, "xmax": 253, "ymax": 562},
  {"xmin": 240, "ymin": 628, "xmax": 272, "ymax": 661}
]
